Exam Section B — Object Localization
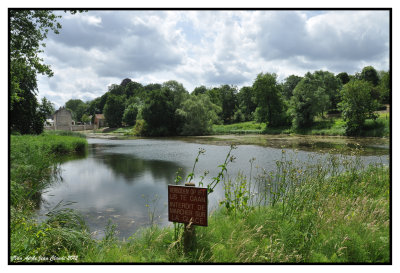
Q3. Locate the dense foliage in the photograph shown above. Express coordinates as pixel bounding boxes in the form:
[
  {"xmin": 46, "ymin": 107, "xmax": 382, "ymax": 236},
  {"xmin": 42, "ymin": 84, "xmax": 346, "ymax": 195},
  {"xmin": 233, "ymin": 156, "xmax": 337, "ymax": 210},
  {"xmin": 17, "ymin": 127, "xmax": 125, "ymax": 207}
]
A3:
[
  {"xmin": 70, "ymin": 65, "xmax": 388, "ymax": 137},
  {"xmin": 253, "ymin": 73, "xmax": 287, "ymax": 127},
  {"xmin": 339, "ymin": 80, "xmax": 379, "ymax": 135},
  {"xmin": 103, "ymin": 94, "xmax": 125, "ymax": 128},
  {"xmin": 10, "ymin": 10, "xmax": 82, "ymax": 134}
]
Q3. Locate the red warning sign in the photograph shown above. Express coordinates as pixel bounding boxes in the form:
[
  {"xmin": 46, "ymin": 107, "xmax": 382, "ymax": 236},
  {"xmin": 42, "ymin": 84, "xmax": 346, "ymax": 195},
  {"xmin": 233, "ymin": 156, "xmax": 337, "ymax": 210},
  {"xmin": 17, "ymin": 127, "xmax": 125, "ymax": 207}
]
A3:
[{"xmin": 168, "ymin": 185, "xmax": 208, "ymax": 226}]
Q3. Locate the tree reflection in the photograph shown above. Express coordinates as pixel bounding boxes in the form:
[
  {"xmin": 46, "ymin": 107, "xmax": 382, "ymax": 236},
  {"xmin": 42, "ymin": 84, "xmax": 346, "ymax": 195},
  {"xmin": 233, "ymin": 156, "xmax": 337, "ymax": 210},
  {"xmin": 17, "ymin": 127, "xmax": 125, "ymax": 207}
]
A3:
[{"xmin": 93, "ymin": 151, "xmax": 184, "ymax": 183}]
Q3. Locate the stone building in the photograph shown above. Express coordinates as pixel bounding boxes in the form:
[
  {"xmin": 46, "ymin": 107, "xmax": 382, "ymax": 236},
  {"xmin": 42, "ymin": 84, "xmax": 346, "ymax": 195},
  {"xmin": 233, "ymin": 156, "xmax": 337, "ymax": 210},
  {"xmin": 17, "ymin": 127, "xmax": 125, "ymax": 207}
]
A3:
[
  {"xmin": 53, "ymin": 107, "xmax": 73, "ymax": 131},
  {"xmin": 94, "ymin": 114, "xmax": 107, "ymax": 128}
]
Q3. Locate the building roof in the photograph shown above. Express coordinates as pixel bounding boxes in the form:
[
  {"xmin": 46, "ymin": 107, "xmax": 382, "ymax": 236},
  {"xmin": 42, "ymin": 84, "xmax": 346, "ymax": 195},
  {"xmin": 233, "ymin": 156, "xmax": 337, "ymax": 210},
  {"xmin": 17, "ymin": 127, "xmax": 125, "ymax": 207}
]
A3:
[{"xmin": 53, "ymin": 106, "xmax": 72, "ymax": 115}]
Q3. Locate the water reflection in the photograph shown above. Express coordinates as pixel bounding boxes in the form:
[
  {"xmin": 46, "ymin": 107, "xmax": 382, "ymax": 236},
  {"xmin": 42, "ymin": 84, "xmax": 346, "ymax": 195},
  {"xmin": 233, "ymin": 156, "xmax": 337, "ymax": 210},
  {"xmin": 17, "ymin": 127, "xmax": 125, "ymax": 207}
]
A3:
[{"xmin": 93, "ymin": 150, "xmax": 181, "ymax": 182}]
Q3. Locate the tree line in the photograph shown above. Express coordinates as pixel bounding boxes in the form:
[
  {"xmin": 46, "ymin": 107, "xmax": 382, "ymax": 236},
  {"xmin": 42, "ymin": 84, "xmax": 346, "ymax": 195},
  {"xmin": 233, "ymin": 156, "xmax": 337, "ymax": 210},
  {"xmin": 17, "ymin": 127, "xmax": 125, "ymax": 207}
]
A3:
[
  {"xmin": 63, "ymin": 65, "xmax": 390, "ymax": 136},
  {"xmin": 9, "ymin": 11, "xmax": 390, "ymax": 137}
]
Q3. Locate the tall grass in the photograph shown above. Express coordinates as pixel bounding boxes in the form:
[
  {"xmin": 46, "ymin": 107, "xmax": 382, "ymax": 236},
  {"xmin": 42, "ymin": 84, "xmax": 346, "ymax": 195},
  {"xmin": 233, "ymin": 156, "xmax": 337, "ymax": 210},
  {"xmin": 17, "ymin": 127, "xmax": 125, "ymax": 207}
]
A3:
[
  {"xmin": 43, "ymin": 130, "xmax": 87, "ymax": 139},
  {"xmin": 203, "ymin": 150, "xmax": 390, "ymax": 263},
  {"xmin": 212, "ymin": 121, "xmax": 266, "ymax": 135},
  {"xmin": 10, "ymin": 133, "xmax": 90, "ymax": 262}
]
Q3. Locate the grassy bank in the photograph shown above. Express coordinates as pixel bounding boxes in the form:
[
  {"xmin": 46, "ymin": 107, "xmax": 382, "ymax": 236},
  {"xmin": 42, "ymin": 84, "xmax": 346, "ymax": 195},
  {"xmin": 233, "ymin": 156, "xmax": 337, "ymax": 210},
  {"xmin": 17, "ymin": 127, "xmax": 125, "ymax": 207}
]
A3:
[
  {"xmin": 10, "ymin": 132, "xmax": 90, "ymax": 261},
  {"xmin": 212, "ymin": 113, "xmax": 390, "ymax": 137}
]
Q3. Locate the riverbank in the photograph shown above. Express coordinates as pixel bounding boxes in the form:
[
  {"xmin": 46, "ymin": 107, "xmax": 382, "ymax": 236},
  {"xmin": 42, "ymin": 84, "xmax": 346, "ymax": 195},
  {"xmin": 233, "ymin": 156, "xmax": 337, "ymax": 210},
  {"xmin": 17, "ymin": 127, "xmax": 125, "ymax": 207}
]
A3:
[
  {"xmin": 10, "ymin": 133, "xmax": 390, "ymax": 263},
  {"xmin": 10, "ymin": 132, "xmax": 91, "ymax": 261}
]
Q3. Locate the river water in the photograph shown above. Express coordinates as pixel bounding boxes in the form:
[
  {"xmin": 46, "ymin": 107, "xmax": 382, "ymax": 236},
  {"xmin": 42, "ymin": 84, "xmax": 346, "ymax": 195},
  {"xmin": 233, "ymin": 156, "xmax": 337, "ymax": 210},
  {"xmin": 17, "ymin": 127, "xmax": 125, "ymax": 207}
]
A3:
[{"xmin": 37, "ymin": 136, "xmax": 389, "ymax": 240}]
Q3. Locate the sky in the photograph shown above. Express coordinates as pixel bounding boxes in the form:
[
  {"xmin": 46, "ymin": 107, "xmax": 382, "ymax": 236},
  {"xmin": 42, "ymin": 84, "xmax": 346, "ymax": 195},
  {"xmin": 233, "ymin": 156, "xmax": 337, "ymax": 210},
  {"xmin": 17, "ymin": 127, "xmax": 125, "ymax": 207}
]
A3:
[{"xmin": 35, "ymin": 9, "xmax": 391, "ymax": 108}]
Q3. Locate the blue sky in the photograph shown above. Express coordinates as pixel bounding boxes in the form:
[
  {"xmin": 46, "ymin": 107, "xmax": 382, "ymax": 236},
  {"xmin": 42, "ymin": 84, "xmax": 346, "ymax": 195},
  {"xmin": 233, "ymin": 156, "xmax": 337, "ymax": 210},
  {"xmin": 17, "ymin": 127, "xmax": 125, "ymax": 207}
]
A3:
[{"xmin": 35, "ymin": 9, "xmax": 390, "ymax": 108}]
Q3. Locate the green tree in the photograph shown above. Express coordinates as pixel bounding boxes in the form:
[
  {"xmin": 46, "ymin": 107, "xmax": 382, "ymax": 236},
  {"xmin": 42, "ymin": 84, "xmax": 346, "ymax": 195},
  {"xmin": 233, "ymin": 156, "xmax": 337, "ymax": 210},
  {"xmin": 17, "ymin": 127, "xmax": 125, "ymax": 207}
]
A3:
[
  {"xmin": 81, "ymin": 114, "xmax": 91, "ymax": 124},
  {"xmin": 39, "ymin": 97, "xmax": 55, "ymax": 118},
  {"xmin": 108, "ymin": 84, "xmax": 125, "ymax": 96},
  {"xmin": 10, "ymin": 10, "xmax": 83, "ymax": 134},
  {"xmin": 65, "ymin": 99, "xmax": 87, "ymax": 122},
  {"xmin": 233, "ymin": 109, "xmax": 245, "ymax": 123},
  {"xmin": 282, "ymin": 75, "xmax": 302, "ymax": 101},
  {"xmin": 313, "ymin": 70, "xmax": 341, "ymax": 111},
  {"xmin": 237, "ymin": 86, "xmax": 256, "ymax": 121},
  {"xmin": 120, "ymin": 78, "xmax": 132, "ymax": 87},
  {"xmin": 75, "ymin": 103, "xmax": 88, "ymax": 122},
  {"xmin": 177, "ymin": 95, "xmax": 221, "ymax": 135},
  {"xmin": 290, "ymin": 72, "xmax": 327, "ymax": 129},
  {"xmin": 86, "ymin": 97, "xmax": 101, "ymax": 119},
  {"xmin": 218, "ymin": 85, "xmax": 238, "ymax": 124},
  {"xmin": 144, "ymin": 83, "xmax": 162, "ymax": 92},
  {"xmin": 205, "ymin": 87, "xmax": 222, "ymax": 106},
  {"xmin": 103, "ymin": 94, "xmax": 125, "ymax": 128},
  {"xmin": 253, "ymin": 73, "xmax": 286, "ymax": 127},
  {"xmin": 141, "ymin": 88, "xmax": 181, "ymax": 136},
  {"xmin": 10, "ymin": 10, "xmax": 61, "ymax": 133},
  {"xmin": 314, "ymin": 87, "xmax": 330, "ymax": 118},
  {"xmin": 162, "ymin": 80, "xmax": 189, "ymax": 107},
  {"xmin": 339, "ymin": 79, "xmax": 379, "ymax": 135},
  {"xmin": 377, "ymin": 70, "xmax": 390, "ymax": 104},
  {"xmin": 65, "ymin": 99, "xmax": 84, "ymax": 113},
  {"xmin": 125, "ymin": 81, "xmax": 144, "ymax": 99},
  {"xmin": 360, "ymin": 66, "xmax": 379, "ymax": 86},
  {"xmin": 122, "ymin": 104, "xmax": 139, "ymax": 126},
  {"xmin": 192, "ymin": 85, "xmax": 208, "ymax": 96},
  {"xmin": 336, "ymin": 72, "xmax": 350, "ymax": 85}
]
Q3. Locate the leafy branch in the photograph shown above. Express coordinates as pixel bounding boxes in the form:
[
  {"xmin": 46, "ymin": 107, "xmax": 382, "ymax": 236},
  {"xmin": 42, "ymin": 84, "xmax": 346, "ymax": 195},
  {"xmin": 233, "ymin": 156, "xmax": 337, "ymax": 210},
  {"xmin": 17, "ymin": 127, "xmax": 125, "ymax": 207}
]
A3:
[{"xmin": 207, "ymin": 144, "xmax": 237, "ymax": 194}]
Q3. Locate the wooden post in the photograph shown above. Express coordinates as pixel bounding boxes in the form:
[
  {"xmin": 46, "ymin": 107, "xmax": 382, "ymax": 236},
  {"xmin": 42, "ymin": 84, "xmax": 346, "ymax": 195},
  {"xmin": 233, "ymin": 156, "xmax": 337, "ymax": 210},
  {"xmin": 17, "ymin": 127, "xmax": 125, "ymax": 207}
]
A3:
[{"xmin": 183, "ymin": 182, "xmax": 196, "ymax": 253}]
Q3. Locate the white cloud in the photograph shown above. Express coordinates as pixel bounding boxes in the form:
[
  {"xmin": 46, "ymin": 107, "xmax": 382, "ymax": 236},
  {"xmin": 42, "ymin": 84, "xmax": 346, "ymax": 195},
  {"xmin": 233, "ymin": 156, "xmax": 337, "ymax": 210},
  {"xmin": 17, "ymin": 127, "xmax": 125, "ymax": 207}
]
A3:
[
  {"xmin": 37, "ymin": 10, "xmax": 390, "ymax": 107},
  {"xmin": 83, "ymin": 15, "xmax": 102, "ymax": 27}
]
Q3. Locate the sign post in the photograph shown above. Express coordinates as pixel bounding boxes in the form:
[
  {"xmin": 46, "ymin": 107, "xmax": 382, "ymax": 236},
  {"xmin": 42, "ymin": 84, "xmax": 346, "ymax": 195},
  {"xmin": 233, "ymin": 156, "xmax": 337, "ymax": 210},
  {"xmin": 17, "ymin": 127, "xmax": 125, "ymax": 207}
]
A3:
[{"xmin": 168, "ymin": 183, "xmax": 208, "ymax": 252}]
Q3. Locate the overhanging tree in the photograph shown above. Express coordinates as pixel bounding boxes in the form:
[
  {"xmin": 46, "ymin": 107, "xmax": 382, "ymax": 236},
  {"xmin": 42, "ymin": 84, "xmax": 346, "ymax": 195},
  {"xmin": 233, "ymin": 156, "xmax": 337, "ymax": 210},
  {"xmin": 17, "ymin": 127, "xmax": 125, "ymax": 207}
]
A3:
[{"xmin": 10, "ymin": 10, "xmax": 82, "ymax": 134}]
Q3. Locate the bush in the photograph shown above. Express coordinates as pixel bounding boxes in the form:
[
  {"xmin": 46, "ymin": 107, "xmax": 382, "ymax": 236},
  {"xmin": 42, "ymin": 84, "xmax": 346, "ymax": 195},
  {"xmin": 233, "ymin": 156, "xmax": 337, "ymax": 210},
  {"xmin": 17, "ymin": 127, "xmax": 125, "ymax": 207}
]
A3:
[
  {"xmin": 122, "ymin": 104, "xmax": 139, "ymax": 126},
  {"xmin": 133, "ymin": 119, "xmax": 147, "ymax": 136}
]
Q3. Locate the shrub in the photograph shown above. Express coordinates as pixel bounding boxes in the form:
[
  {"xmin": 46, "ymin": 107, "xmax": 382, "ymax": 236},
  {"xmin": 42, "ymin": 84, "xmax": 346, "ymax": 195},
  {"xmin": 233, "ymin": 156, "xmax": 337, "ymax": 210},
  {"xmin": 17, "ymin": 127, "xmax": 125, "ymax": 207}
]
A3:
[{"xmin": 133, "ymin": 119, "xmax": 147, "ymax": 136}]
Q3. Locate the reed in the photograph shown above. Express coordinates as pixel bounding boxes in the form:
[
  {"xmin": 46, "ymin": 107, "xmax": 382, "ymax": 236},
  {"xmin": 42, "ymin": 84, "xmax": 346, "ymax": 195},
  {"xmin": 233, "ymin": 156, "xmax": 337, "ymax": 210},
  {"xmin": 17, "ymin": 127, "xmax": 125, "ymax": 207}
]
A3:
[{"xmin": 10, "ymin": 133, "xmax": 90, "ymax": 262}]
